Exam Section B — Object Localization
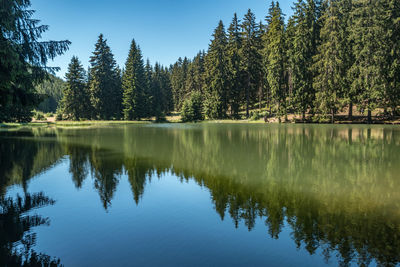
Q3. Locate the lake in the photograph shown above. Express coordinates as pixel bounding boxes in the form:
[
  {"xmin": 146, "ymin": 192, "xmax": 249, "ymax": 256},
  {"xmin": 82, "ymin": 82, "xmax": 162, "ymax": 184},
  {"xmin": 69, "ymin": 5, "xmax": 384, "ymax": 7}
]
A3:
[{"xmin": 1, "ymin": 124, "xmax": 400, "ymax": 266}]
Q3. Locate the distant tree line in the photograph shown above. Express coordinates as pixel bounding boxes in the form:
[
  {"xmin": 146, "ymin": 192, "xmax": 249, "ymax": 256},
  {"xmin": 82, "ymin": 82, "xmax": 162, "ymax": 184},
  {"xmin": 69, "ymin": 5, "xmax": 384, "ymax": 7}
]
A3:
[
  {"xmin": 60, "ymin": 0, "xmax": 400, "ymax": 123},
  {"xmin": 60, "ymin": 35, "xmax": 173, "ymax": 121},
  {"xmin": 170, "ymin": 0, "xmax": 400, "ymax": 123}
]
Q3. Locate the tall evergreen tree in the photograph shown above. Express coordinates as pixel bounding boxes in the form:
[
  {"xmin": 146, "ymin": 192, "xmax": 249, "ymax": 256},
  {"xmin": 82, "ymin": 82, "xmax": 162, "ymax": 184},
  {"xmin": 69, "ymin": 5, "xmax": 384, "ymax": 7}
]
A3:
[
  {"xmin": 0, "ymin": 0, "xmax": 70, "ymax": 122},
  {"xmin": 240, "ymin": 9, "xmax": 263, "ymax": 118},
  {"xmin": 227, "ymin": 13, "xmax": 243, "ymax": 118},
  {"xmin": 264, "ymin": 2, "xmax": 287, "ymax": 120},
  {"xmin": 151, "ymin": 63, "xmax": 164, "ymax": 120},
  {"xmin": 61, "ymin": 56, "xmax": 90, "ymax": 120},
  {"xmin": 386, "ymin": 0, "xmax": 400, "ymax": 117},
  {"xmin": 122, "ymin": 39, "xmax": 147, "ymax": 120},
  {"xmin": 89, "ymin": 34, "xmax": 121, "ymax": 120},
  {"xmin": 144, "ymin": 59, "xmax": 153, "ymax": 117},
  {"xmin": 285, "ymin": 16, "xmax": 296, "ymax": 111},
  {"xmin": 289, "ymin": 0, "xmax": 322, "ymax": 120},
  {"xmin": 203, "ymin": 21, "xmax": 229, "ymax": 119},
  {"xmin": 349, "ymin": 0, "xmax": 390, "ymax": 123},
  {"xmin": 313, "ymin": 0, "xmax": 349, "ymax": 122},
  {"xmin": 170, "ymin": 57, "xmax": 189, "ymax": 110}
]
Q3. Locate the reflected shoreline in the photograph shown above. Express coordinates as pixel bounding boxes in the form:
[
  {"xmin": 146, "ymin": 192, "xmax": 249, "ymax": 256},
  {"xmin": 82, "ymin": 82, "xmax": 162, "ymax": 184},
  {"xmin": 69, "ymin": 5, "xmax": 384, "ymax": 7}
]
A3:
[{"xmin": 1, "ymin": 124, "xmax": 399, "ymax": 266}]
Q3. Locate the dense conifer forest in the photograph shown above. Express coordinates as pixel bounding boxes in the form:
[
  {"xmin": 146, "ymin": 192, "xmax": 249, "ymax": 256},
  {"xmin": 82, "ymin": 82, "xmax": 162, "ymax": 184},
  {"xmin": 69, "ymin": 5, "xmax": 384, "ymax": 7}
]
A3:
[{"xmin": 1, "ymin": 0, "xmax": 399, "ymax": 123}]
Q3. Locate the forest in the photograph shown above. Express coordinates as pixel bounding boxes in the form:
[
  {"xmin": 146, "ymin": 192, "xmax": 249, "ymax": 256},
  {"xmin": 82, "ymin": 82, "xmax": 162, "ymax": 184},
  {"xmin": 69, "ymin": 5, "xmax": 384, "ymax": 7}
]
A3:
[{"xmin": 1, "ymin": 0, "xmax": 400, "ymax": 123}]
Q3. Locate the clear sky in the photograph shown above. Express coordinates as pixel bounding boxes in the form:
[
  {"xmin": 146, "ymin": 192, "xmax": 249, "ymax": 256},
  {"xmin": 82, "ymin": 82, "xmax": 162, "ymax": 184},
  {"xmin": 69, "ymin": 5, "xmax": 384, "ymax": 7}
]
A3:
[{"xmin": 31, "ymin": 0, "xmax": 294, "ymax": 78}]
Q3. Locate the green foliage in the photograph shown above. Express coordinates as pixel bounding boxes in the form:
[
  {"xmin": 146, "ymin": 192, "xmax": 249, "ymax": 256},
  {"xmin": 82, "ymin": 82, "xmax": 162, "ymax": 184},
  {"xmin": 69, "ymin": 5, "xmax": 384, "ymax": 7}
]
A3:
[
  {"xmin": 61, "ymin": 56, "xmax": 91, "ymax": 120},
  {"xmin": 122, "ymin": 39, "xmax": 147, "ymax": 120},
  {"xmin": 0, "ymin": 0, "xmax": 70, "ymax": 122},
  {"xmin": 349, "ymin": 0, "xmax": 391, "ymax": 122},
  {"xmin": 35, "ymin": 74, "xmax": 65, "ymax": 113},
  {"xmin": 181, "ymin": 92, "xmax": 204, "ymax": 122},
  {"xmin": 250, "ymin": 110, "xmax": 265, "ymax": 121},
  {"xmin": 289, "ymin": 0, "xmax": 322, "ymax": 120},
  {"xmin": 264, "ymin": 2, "xmax": 287, "ymax": 117},
  {"xmin": 89, "ymin": 34, "xmax": 122, "ymax": 120},
  {"xmin": 240, "ymin": 9, "xmax": 263, "ymax": 118},
  {"xmin": 313, "ymin": 0, "xmax": 350, "ymax": 122},
  {"xmin": 33, "ymin": 110, "xmax": 46, "ymax": 121},
  {"xmin": 226, "ymin": 13, "xmax": 243, "ymax": 118},
  {"xmin": 204, "ymin": 21, "xmax": 229, "ymax": 119}
]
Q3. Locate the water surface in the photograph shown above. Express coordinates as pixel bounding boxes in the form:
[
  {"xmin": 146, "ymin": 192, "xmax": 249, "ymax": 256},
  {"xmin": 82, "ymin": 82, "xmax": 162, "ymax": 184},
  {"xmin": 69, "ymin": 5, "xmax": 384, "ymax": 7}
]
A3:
[{"xmin": 1, "ymin": 124, "xmax": 400, "ymax": 266}]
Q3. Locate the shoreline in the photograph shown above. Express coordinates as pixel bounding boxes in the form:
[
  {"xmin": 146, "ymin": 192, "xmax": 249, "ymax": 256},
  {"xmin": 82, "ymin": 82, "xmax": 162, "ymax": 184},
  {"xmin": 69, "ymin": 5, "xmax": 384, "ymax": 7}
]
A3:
[{"xmin": 1, "ymin": 116, "xmax": 400, "ymax": 129}]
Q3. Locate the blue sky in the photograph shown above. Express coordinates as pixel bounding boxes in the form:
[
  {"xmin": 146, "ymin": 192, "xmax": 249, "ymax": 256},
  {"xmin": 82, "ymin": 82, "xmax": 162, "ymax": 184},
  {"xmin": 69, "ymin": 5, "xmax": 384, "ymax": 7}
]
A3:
[{"xmin": 32, "ymin": 0, "xmax": 294, "ymax": 78}]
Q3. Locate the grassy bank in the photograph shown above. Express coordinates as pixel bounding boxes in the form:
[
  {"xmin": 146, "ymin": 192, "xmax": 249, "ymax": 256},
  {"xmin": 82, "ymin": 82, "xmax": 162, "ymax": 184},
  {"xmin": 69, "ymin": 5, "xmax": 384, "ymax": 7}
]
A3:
[{"xmin": 1, "ymin": 114, "xmax": 400, "ymax": 129}]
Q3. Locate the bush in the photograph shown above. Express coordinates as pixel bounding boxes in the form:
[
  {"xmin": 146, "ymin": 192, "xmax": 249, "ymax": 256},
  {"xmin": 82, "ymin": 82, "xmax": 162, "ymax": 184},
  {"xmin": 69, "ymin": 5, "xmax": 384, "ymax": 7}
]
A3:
[
  {"xmin": 250, "ymin": 111, "xmax": 265, "ymax": 121},
  {"xmin": 181, "ymin": 92, "xmax": 204, "ymax": 122},
  {"xmin": 33, "ymin": 110, "xmax": 46, "ymax": 121},
  {"xmin": 55, "ymin": 110, "xmax": 63, "ymax": 121}
]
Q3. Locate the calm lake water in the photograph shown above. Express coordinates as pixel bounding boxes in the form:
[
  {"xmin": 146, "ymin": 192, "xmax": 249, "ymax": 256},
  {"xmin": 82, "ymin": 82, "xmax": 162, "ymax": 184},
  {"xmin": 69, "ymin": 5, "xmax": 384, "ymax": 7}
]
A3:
[{"xmin": 1, "ymin": 124, "xmax": 400, "ymax": 266}]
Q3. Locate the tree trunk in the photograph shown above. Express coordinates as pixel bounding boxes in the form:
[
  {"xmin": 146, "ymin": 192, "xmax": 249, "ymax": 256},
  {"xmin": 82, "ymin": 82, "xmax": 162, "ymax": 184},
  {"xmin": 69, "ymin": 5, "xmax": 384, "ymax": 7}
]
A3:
[
  {"xmin": 367, "ymin": 109, "xmax": 372, "ymax": 124},
  {"xmin": 302, "ymin": 110, "xmax": 306, "ymax": 122},
  {"xmin": 246, "ymin": 76, "xmax": 250, "ymax": 118},
  {"xmin": 331, "ymin": 108, "xmax": 335, "ymax": 124},
  {"xmin": 348, "ymin": 102, "xmax": 353, "ymax": 120},
  {"xmin": 258, "ymin": 79, "xmax": 263, "ymax": 111}
]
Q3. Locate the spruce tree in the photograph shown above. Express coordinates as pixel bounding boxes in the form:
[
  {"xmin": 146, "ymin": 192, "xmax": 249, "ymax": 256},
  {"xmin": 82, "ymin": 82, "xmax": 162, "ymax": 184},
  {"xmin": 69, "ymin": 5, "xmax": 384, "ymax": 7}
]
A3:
[
  {"xmin": 264, "ymin": 2, "xmax": 287, "ymax": 120},
  {"xmin": 0, "ymin": 0, "xmax": 70, "ymax": 122},
  {"xmin": 227, "ymin": 13, "xmax": 243, "ymax": 118},
  {"xmin": 386, "ymin": 0, "xmax": 400, "ymax": 117},
  {"xmin": 61, "ymin": 56, "xmax": 90, "ymax": 120},
  {"xmin": 285, "ymin": 17, "xmax": 296, "ymax": 111},
  {"xmin": 349, "ymin": 0, "xmax": 390, "ymax": 123},
  {"xmin": 289, "ymin": 0, "xmax": 322, "ymax": 121},
  {"xmin": 313, "ymin": 0, "xmax": 349, "ymax": 122},
  {"xmin": 122, "ymin": 39, "xmax": 147, "ymax": 120},
  {"xmin": 170, "ymin": 57, "xmax": 189, "ymax": 111},
  {"xmin": 89, "ymin": 34, "xmax": 121, "ymax": 120},
  {"xmin": 203, "ymin": 21, "xmax": 229, "ymax": 119},
  {"xmin": 240, "ymin": 9, "xmax": 263, "ymax": 118},
  {"xmin": 161, "ymin": 66, "xmax": 174, "ymax": 114},
  {"xmin": 151, "ymin": 63, "xmax": 164, "ymax": 120},
  {"xmin": 144, "ymin": 59, "xmax": 153, "ymax": 117}
]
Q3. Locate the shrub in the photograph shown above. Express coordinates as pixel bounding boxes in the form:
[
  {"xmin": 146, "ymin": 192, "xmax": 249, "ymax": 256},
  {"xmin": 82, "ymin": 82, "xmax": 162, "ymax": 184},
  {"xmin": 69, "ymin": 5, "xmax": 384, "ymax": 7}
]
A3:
[
  {"xmin": 181, "ymin": 92, "xmax": 204, "ymax": 122},
  {"xmin": 33, "ymin": 110, "xmax": 45, "ymax": 121},
  {"xmin": 250, "ymin": 111, "xmax": 265, "ymax": 121}
]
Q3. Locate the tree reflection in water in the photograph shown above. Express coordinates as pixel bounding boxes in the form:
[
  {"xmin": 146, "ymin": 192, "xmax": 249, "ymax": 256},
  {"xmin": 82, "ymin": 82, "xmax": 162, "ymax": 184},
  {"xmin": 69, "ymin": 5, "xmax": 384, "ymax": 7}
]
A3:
[
  {"xmin": 0, "ymin": 124, "xmax": 400, "ymax": 266},
  {"xmin": 0, "ymin": 193, "xmax": 61, "ymax": 266}
]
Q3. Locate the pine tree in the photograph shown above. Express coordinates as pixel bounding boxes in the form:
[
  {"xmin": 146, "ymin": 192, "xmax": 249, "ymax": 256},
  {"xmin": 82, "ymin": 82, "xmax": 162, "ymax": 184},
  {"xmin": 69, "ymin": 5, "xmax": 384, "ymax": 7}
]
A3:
[
  {"xmin": 264, "ymin": 2, "xmax": 287, "ymax": 120},
  {"xmin": 61, "ymin": 56, "xmax": 90, "ymax": 120},
  {"xmin": 227, "ymin": 13, "xmax": 243, "ymax": 118},
  {"xmin": 349, "ymin": 0, "xmax": 390, "ymax": 123},
  {"xmin": 240, "ymin": 9, "xmax": 263, "ymax": 118},
  {"xmin": 285, "ymin": 16, "xmax": 296, "ymax": 111},
  {"xmin": 89, "ymin": 34, "xmax": 121, "ymax": 120},
  {"xmin": 170, "ymin": 57, "xmax": 189, "ymax": 110},
  {"xmin": 313, "ymin": 0, "xmax": 349, "ymax": 122},
  {"xmin": 203, "ymin": 21, "xmax": 229, "ymax": 119},
  {"xmin": 151, "ymin": 63, "xmax": 164, "ymax": 120},
  {"xmin": 386, "ymin": 0, "xmax": 400, "ymax": 117},
  {"xmin": 289, "ymin": 0, "xmax": 322, "ymax": 121},
  {"xmin": 161, "ymin": 66, "xmax": 174, "ymax": 114},
  {"xmin": 122, "ymin": 39, "xmax": 148, "ymax": 120},
  {"xmin": 0, "ymin": 0, "xmax": 70, "ymax": 122},
  {"xmin": 144, "ymin": 59, "xmax": 153, "ymax": 117}
]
